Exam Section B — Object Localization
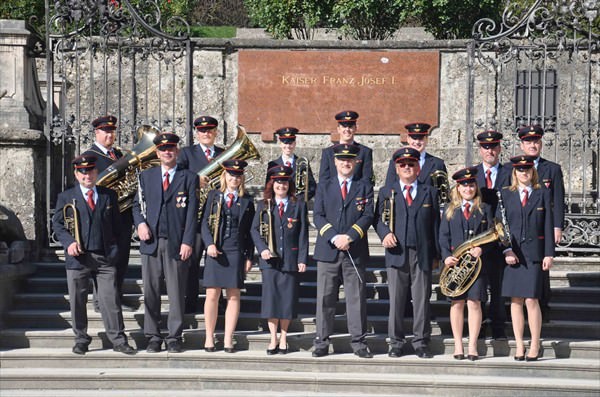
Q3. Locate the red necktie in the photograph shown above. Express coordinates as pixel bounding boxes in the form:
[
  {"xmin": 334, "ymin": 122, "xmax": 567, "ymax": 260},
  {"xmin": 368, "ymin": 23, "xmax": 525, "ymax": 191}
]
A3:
[
  {"xmin": 205, "ymin": 149, "xmax": 212, "ymax": 162},
  {"xmin": 341, "ymin": 180, "xmax": 348, "ymax": 200},
  {"xmin": 405, "ymin": 185, "xmax": 413, "ymax": 206},
  {"xmin": 108, "ymin": 149, "xmax": 117, "ymax": 160},
  {"xmin": 485, "ymin": 169, "xmax": 492, "ymax": 189},
  {"xmin": 227, "ymin": 193, "xmax": 234, "ymax": 208},
  {"xmin": 86, "ymin": 190, "xmax": 95, "ymax": 211},
  {"xmin": 463, "ymin": 202, "xmax": 471, "ymax": 220},
  {"xmin": 521, "ymin": 189, "xmax": 528, "ymax": 207},
  {"xmin": 285, "ymin": 161, "xmax": 291, "ymax": 167},
  {"xmin": 162, "ymin": 172, "xmax": 170, "ymax": 191},
  {"xmin": 278, "ymin": 202, "xmax": 284, "ymax": 218}
]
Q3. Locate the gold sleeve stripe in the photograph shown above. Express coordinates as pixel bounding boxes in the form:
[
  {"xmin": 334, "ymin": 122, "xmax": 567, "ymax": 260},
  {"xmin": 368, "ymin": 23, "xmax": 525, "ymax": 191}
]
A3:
[
  {"xmin": 319, "ymin": 224, "xmax": 333, "ymax": 236},
  {"xmin": 352, "ymin": 224, "xmax": 364, "ymax": 239}
]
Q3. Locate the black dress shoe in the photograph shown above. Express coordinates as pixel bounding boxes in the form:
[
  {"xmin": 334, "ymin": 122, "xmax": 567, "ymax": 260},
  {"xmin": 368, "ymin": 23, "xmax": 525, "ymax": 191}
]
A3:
[
  {"xmin": 146, "ymin": 341, "xmax": 162, "ymax": 353},
  {"xmin": 113, "ymin": 343, "xmax": 136, "ymax": 355},
  {"xmin": 167, "ymin": 341, "xmax": 183, "ymax": 353},
  {"xmin": 354, "ymin": 348, "xmax": 373, "ymax": 358},
  {"xmin": 467, "ymin": 354, "xmax": 478, "ymax": 361},
  {"xmin": 204, "ymin": 346, "xmax": 216, "ymax": 353},
  {"xmin": 514, "ymin": 355, "xmax": 525, "ymax": 361},
  {"xmin": 453, "ymin": 354, "xmax": 465, "ymax": 360},
  {"xmin": 312, "ymin": 347, "xmax": 328, "ymax": 357},
  {"xmin": 525, "ymin": 355, "xmax": 539, "ymax": 361},
  {"xmin": 224, "ymin": 347, "xmax": 236, "ymax": 353},
  {"xmin": 266, "ymin": 346, "xmax": 279, "ymax": 355},
  {"xmin": 72, "ymin": 343, "xmax": 88, "ymax": 355},
  {"xmin": 415, "ymin": 347, "xmax": 433, "ymax": 358},
  {"xmin": 388, "ymin": 347, "xmax": 403, "ymax": 358}
]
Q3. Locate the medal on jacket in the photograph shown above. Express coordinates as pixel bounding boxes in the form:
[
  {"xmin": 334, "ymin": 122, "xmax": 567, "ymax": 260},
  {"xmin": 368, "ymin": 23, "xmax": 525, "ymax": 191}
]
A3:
[
  {"xmin": 543, "ymin": 178, "xmax": 551, "ymax": 188},
  {"xmin": 356, "ymin": 197, "xmax": 367, "ymax": 211},
  {"xmin": 176, "ymin": 196, "xmax": 187, "ymax": 208},
  {"xmin": 287, "ymin": 217, "xmax": 296, "ymax": 229}
]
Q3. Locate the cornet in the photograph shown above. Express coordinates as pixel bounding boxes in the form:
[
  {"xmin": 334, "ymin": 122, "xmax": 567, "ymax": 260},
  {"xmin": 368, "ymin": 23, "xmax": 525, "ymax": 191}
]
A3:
[
  {"xmin": 295, "ymin": 156, "xmax": 309, "ymax": 202},
  {"xmin": 381, "ymin": 189, "xmax": 395, "ymax": 234},
  {"xmin": 63, "ymin": 199, "xmax": 84, "ymax": 251},
  {"xmin": 208, "ymin": 193, "xmax": 222, "ymax": 248},
  {"xmin": 259, "ymin": 199, "xmax": 278, "ymax": 258},
  {"xmin": 431, "ymin": 169, "xmax": 450, "ymax": 208}
]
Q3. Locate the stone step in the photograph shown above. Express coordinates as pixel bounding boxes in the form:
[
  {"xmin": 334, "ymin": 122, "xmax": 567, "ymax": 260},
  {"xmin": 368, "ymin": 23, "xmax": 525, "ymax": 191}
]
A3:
[{"xmin": 1, "ymin": 365, "xmax": 598, "ymax": 396}]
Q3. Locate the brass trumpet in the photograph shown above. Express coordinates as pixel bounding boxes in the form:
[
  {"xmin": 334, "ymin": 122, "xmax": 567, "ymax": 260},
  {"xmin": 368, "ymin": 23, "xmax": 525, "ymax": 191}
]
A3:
[
  {"xmin": 381, "ymin": 189, "xmax": 395, "ymax": 234},
  {"xmin": 295, "ymin": 156, "xmax": 309, "ymax": 202},
  {"xmin": 259, "ymin": 199, "xmax": 278, "ymax": 258},
  {"xmin": 63, "ymin": 199, "xmax": 84, "ymax": 251},
  {"xmin": 431, "ymin": 169, "xmax": 450, "ymax": 208},
  {"xmin": 208, "ymin": 193, "xmax": 222, "ymax": 248}
]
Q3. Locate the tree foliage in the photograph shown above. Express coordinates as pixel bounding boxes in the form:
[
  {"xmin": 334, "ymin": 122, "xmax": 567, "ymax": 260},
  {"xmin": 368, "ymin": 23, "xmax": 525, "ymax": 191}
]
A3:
[
  {"xmin": 0, "ymin": 0, "xmax": 45, "ymax": 32},
  {"xmin": 332, "ymin": 0, "xmax": 410, "ymax": 40}
]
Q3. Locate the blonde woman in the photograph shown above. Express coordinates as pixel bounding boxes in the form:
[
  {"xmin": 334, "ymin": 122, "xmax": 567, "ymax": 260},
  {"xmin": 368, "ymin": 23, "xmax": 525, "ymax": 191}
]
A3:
[
  {"xmin": 439, "ymin": 166, "xmax": 494, "ymax": 361},
  {"xmin": 201, "ymin": 159, "xmax": 255, "ymax": 353}
]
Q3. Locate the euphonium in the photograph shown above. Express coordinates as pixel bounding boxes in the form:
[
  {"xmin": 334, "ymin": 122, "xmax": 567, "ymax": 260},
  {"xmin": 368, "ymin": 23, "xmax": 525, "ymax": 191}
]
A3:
[
  {"xmin": 63, "ymin": 199, "xmax": 83, "ymax": 251},
  {"xmin": 295, "ymin": 156, "xmax": 309, "ymax": 201},
  {"xmin": 439, "ymin": 221, "xmax": 509, "ymax": 297},
  {"xmin": 97, "ymin": 125, "xmax": 161, "ymax": 212},
  {"xmin": 431, "ymin": 170, "xmax": 450, "ymax": 207},
  {"xmin": 381, "ymin": 189, "xmax": 395, "ymax": 234},
  {"xmin": 197, "ymin": 125, "xmax": 261, "ymax": 218},
  {"xmin": 208, "ymin": 193, "xmax": 222, "ymax": 248},
  {"xmin": 259, "ymin": 199, "xmax": 278, "ymax": 258}
]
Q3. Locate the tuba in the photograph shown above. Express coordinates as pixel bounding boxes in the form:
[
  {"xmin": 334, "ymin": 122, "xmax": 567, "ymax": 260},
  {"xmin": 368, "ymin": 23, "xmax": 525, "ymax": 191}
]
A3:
[
  {"xmin": 439, "ymin": 220, "xmax": 510, "ymax": 297},
  {"xmin": 63, "ymin": 199, "xmax": 83, "ymax": 251},
  {"xmin": 431, "ymin": 170, "xmax": 450, "ymax": 208},
  {"xmin": 259, "ymin": 199, "xmax": 278, "ymax": 258},
  {"xmin": 295, "ymin": 156, "xmax": 309, "ymax": 201},
  {"xmin": 97, "ymin": 125, "xmax": 161, "ymax": 212},
  {"xmin": 381, "ymin": 189, "xmax": 395, "ymax": 234},
  {"xmin": 197, "ymin": 125, "xmax": 261, "ymax": 217}
]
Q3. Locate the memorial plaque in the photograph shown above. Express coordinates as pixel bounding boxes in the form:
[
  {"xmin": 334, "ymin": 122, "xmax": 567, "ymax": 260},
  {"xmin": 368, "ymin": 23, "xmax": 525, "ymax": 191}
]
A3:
[{"xmin": 238, "ymin": 50, "xmax": 440, "ymax": 140}]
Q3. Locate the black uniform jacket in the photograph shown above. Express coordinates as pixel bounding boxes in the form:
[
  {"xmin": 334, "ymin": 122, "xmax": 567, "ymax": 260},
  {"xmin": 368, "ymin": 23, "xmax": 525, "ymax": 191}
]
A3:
[
  {"xmin": 267, "ymin": 155, "xmax": 317, "ymax": 201},
  {"xmin": 52, "ymin": 185, "xmax": 120, "ymax": 270},
  {"xmin": 536, "ymin": 157, "xmax": 565, "ymax": 230},
  {"xmin": 475, "ymin": 163, "xmax": 511, "ymax": 214},
  {"xmin": 373, "ymin": 181, "xmax": 440, "ymax": 271},
  {"xmin": 250, "ymin": 198, "xmax": 309, "ymax": 271},
  {"xmin": 384, "ymin": 152, "xmax": 446, "ymax": 187},
  {"xmin": 439, "ymin": 203, "xmax": 494, "ymax": 263},
  {"xmin": 200, "ymin": 189, "xmax": 255, "ymax": 261},
  {"xmin": 313, "ymin": 177, "xmax": 374, "ymax": 265},
  {"xmin": 496, "ymin": 187, "xmax": 555, "ymax": 263},
  {"xmin": 319, "ymin": 142, "xmax": 374, "ymax": 185},
  {"xmin": 83, "ymin": 144, "xmax": 125, "ymax": 173},
  {"xmin": 177, "ymin": 144, "xmax": 225, "ymax": 173},
  {"xmin": 132, "ymin": 166, "xmax": 199, "ymax": 260}
]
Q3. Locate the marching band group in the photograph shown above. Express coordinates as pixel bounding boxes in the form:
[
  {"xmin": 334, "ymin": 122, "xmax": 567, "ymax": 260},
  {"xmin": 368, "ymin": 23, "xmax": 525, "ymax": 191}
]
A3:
[{"xmin": 52, "ymin": 110, "xmax": 564, "ymax": 362}]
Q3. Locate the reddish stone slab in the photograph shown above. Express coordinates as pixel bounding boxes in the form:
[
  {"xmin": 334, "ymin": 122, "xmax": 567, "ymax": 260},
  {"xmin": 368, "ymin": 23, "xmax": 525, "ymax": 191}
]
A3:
[{"xmin": 238, "ymin": 50, "xmax": 440, "ymax": 141}]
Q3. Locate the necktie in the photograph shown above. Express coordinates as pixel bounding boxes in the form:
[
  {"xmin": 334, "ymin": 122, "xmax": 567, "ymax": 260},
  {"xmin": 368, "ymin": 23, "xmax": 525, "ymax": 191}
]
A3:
[
  {"xmin": 108, "ymin": 149, "xmax": 117, "ymax": 160},
  {"xmin": 285, "ymin": 161, "xmax": 291, "ymax": 167},
  {"xmin": 227, "ymin": 193, "xmax": 234, "ymax": 208},
  {"xmin": 86, "ymin": 190, "xmax": 95, "ymax": 210},
  {"xmin": 405, "ymin": 185, "xmax": 413, "ymax": 206},
  {"xmin": 485, "ymin": 169, "xmax": 492, "ymax": 189},
  {"xmin": 521, "ymin": 189, "xmax": 528, "ymax": 207},
  {"xmin": 278, "ymin": 202, "xmax": 284, "ymax": 218},
  {"xmin": 463, "ymin": 202, "xmax": 471, "ymax": 220},
  {"xmin": 205, "ymin": 149, "xmax": 212, "ymax": 162},
  {"xmin": 341, "ymin": 180, "xmax": 348, "ymax": 200},
  {"xmin": 162, "ymin": 171, "xmax": 170, "ymax": 191}
]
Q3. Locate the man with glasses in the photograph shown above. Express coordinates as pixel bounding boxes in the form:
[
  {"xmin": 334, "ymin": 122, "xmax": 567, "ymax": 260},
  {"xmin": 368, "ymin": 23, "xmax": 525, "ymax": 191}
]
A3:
[
  {"xmin": 177, "ymin": 116, "xmax": 225, "ymax": 313},
  {"xmin": 374, "ymin": 147, "xmax": 440, "ymax": 358},
  {"xmin": 319, "ymin": 110, "xmax": 374, "ymax": 185},
  {"xmin": 133, "ymin": 132, "xmax": 199, "ymax": 353}
]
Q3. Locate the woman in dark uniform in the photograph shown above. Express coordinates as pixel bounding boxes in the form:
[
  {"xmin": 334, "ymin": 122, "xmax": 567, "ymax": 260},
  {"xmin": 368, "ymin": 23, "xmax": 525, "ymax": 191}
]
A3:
[
  {"xmin": 499, "ymin": 155, "xmax": 554, "ymax": 361},
  {"xmin": 251, "ymin": 165, "xmax": 308, "ymax": 355},
  {"xmin": 201, "ymin": 159, "xmax": 255, "ymax": 353},
  {"xmin": 439, "ymin": 166, "xmax": 493, "ymax": 361}
]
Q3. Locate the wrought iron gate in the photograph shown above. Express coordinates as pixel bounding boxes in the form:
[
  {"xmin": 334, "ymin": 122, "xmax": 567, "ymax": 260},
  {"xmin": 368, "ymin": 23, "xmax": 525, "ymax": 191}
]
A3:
[
  {"xmin": 44, "ymin": 0, "xmax": 193, "ymax": 244},
  {"xmin": 466, "ymin": 0, "xmax": 600, "ymax": 252}
]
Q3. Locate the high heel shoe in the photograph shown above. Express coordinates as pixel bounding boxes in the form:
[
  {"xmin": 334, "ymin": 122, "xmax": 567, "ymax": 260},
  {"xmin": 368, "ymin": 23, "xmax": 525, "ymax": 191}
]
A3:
[
  {"xmin": 525, "ymin": 354, "xmax": 539, "ymax": 361},
  {"xmin": 278, "ymin": 344, "xmax": 288, "ymax": 355},
  {"xmin": 204, "ymin": 346, "xmax": 216, "ymax": 353},
  {"xmin": 266, "ymin": 346, "xmax": 279, "ymax": 355},
  {"xmin": 467, "ymin": 354, "xmax": 478, "ymax": 361},
  {"xmin": 453, "ymin": 353, "xmax": 465, "ymax": 360},
  {"xmin": 514, "ymin": 355, "xmax": 525, "ymax": 361},
  {"xmin": 224, "ymin": 346, "xmax": 236, "ymax": 353}
]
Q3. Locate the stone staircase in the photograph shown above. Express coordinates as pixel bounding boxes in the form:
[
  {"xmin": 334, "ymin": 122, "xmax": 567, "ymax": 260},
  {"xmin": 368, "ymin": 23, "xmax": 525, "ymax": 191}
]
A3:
[{"xmin": 1, "ymin": 228, "xmax": 599, "ymax": 396}]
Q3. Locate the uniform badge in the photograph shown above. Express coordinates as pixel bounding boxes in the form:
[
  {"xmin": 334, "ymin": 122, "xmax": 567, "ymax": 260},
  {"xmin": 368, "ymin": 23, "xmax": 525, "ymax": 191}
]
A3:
[{"xmin": 543, "ymin": 178, "xmax": 552, "ymax": 188}]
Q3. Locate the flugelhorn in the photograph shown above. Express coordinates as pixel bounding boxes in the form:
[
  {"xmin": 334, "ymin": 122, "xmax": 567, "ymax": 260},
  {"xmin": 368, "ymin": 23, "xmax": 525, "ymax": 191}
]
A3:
[
  {"xmin": 381, "ymin": 189, "xmax": 395, "ymax": 234},
  {"xmin": 63, "ymin": 199, "xmax": 83, "ymax": 251},
  {"xmin": 208, "ymin": 193, "xmax": 223, "ymax": 248},
  {"xmin": 295, "ymin": 156, "xmax": 309, "ymax": 202},
  {"xmin": 259, "ymin": 199, "xmax": 278, "ymax": 258},
  {"xmin": 431, "ymin": 169, "xmax": 450, "ymax": 208}
]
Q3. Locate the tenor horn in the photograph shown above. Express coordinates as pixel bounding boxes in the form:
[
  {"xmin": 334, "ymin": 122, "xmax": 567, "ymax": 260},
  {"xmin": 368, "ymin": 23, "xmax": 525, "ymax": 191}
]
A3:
[
  {"xmin": 97, "ymin": 125, "xmax": 161, "ymax": 212},
  {"xmin": 63, "ymin": 199, "xmax": 84, "ymax": 251}
]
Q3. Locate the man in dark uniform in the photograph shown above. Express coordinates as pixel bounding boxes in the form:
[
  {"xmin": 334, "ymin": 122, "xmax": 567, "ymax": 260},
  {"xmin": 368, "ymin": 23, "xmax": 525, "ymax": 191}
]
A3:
[
  {"xmin": 52, "ymin": 155, "xmax": 136, "ymax": 355},
  {"xmin": 517, "ymin": 125, "xmax": 565, "ymax": 318},
  {"xmin": 475, "ymin": 130, "xmax": 511, "ymax": 340},
  {"xmin": 132, "ymin": 132, "xmax": 199, "ymax": 353},
  {"xmin": 82, "ymin": 115, "xmax": 133, "ymax": 313},
  {"xmin": 266, "ymin": 127, "xmax": 316, "ymax": 201},
  {"xmin": 374, "ymin": 147, "xmax": 440, "ymax": 358},
  {"xmin": 319, "ymin": 110, "xmax": 374, "ymax": 186},
  {"xmin": 312, "ymin": 143, "xmax": 374, "ymax": 358},
  {"xmin": 177, "ymin": 115, "xmax": 225, "ymax": 313},
  {"xmin": 384, "ymin": 123, "xmax": 447, "ymax": 188}
]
